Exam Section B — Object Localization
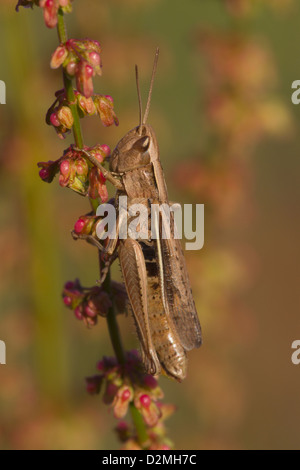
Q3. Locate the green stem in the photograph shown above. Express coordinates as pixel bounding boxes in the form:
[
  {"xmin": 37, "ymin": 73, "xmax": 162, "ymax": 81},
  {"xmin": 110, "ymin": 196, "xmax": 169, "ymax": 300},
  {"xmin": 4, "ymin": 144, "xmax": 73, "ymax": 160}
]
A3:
[
  {"xmin": 56, "ymin": 9, "xmax": 149, "ymax": 448},
  {"xmin": 57, "ymin": 9, "xmax": 83, "ymax": 149},
  {"xmin": 102, "ymin": 268, "xmax": 125, "ymax": 365},
  {"xmin": 130, "ymin": 404, "xmax": 151, "ymax": 449}
]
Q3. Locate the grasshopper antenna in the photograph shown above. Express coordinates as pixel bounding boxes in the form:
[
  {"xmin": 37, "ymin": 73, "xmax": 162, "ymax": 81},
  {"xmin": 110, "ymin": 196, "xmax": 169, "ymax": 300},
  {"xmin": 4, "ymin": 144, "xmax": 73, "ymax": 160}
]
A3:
[
  {"xmin": 143, "ymin": 47, "xmax": 160, "ymax": 125},
  {"xmin": 135, "ymin": 64, "xmax": 143, "ymax": 135}
]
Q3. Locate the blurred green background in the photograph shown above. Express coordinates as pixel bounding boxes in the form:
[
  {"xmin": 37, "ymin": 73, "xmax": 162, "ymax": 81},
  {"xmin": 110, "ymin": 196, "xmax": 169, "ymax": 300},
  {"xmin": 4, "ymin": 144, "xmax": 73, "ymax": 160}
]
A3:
[{"xmin": 0, "ymin": 0, "xmax": 300, "ymax": 450}]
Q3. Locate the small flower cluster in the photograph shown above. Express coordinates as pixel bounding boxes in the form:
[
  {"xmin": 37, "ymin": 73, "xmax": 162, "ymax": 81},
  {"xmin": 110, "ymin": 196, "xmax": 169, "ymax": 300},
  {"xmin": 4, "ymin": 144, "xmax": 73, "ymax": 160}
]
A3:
[
  {"xmin": 46, "ymin": 89, "xmax": 118, "ymax": 139},
  {"xmin": 86, "ymin": 351, "xmax": 175, "ymax": 449},
  {"xmin": 38, "ymin": 144, "xmax": 110, "ymax": 200},
  {"xmin": 63, "ymin": 279, "xmax": 127, "ymax": 326},
  {"xmin": 16, "ymin": 0, "xmax": 73, "ymax": 29},
  {"xmin": 38, "ymin": 38, "xmax": 118, "ymax": 199},
  {"xmin": 51, "ymin": 39, "xmax": 102, "ymax": 98}
]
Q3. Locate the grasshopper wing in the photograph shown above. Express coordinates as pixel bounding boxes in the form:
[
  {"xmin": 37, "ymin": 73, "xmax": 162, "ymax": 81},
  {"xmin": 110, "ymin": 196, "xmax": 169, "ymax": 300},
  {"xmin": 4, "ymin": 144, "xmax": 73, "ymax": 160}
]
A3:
[{"xmin": 159, "ymin": 213, "xmax": 202, "ymax": 352}]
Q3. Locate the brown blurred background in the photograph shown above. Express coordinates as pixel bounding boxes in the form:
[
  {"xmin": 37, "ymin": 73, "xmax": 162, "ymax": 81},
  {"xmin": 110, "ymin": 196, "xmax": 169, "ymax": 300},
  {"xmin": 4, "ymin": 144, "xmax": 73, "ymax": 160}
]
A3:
[{"xmin": 0, "ymin": 0, "xmax": 300, "ymax": 450}]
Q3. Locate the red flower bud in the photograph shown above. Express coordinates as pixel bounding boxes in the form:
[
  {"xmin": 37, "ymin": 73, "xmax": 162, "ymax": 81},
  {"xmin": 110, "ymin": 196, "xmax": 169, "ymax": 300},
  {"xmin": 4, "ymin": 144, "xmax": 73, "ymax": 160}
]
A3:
[
  {"xmin": 134, "ymin": 393, "xmax": 162, "ymax": 427},
  {"xmin": 50, "ymin": 44, "xmax": 68, "ymax": 69},
  {"xmin": 113, "ymin": 385, "xmax": 134, "ymax": 419},
  {"xmin": 100, "ymin": 145, "xmax": 111, "ymax": 157},
  {"xmin": 60, "ymin": 160, "xmax": 70, "ymax": 176},
  {"xmin": 77, "ymin": 94, "xmax": 96, "ymax": 116},
  {"xmin": 57, "ymin": 106, "xmax": 74, "ymax": 129},
  {"xmin": 74, "ymin": 305, "xmax": 83, "ymax": 320},
  {"xmin": 66, "ymin": 60, "xmax": 77, "ymax": 76},
  {"xmin": 85, "ymin": 305, "xmax": 97, "ymax": 318},
  {"xmin": 38, "ymin": 160, "xmax": 60, "ymax": 183},
  {"xmin": 89, "ymin": 51, "xmax": 101, "ymax": 67},
  {"xmin": 39, "ymin": 167, "xmax": 50, "ymax": 181},
  {"xmin": 63, "ymin": 296, "xmax": 72, "ymax": 307},
  {"xmin": 94, "ymin": 95, "xmax": 119, "ymax": 127},
  {"xmin": 140, "ymin": 394, "xmax": 151, "ymax": 408},
  {"xmin": 76, "ymin": 61, "xmax": 94, "ymax": 98},
  {"xmin": 74, "ymin": 218, "xmax": 85, "ymax": 234},
  {"xmin": 42, "ymin": 0, "xmax": 59, "ymax": 29},
  {"xmin": 50, "ymin": 112, "xmax": 61, "ymax": 127},
  {"xmin": 88, "ymin": 167, "xmax": 108, "ymax": 202}
]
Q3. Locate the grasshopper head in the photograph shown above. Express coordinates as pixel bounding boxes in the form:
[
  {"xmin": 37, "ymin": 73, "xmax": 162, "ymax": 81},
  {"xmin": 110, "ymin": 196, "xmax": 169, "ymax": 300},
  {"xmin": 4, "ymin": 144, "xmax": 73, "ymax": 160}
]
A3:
[
  {"xmin": 110, "ymin": 124, "xmax": 158, "ymax": 174},
  {"xmin": 110, "ymin": 49, "xmax": 160, "ymax": 175}
]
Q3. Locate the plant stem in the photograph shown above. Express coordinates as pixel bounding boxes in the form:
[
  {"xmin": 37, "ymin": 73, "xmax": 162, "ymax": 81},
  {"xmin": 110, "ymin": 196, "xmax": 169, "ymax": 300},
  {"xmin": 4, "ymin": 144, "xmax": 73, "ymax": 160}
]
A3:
[
  {"xmin": 57, "ymin": 9, "xmax": 83, "ymax": 149},
  {"xmin": 56, "ymin": 8, "xmax": 149, "ymax": 448},
  {"xmin": 102, "ymin": 267, "xmax": 125, "ymax": 365},
  {"xmin": 130, "ymin": 404, "xmax": 151, "ymax": 448}
]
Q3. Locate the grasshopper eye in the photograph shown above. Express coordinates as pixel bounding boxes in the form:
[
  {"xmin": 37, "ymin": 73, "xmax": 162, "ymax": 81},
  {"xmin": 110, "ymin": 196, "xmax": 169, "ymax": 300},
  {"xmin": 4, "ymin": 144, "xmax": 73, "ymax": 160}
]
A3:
[{"xmin": 133, "ymin": 136, "xmax": 150, "ymax": 153}]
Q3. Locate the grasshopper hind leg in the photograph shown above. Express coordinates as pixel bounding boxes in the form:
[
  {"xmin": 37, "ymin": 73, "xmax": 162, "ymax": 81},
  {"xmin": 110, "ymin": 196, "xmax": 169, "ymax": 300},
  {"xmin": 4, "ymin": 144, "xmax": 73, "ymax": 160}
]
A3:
[{"xmin": 118, "ymin": 238, "xmax": 161, "ymax": 376}]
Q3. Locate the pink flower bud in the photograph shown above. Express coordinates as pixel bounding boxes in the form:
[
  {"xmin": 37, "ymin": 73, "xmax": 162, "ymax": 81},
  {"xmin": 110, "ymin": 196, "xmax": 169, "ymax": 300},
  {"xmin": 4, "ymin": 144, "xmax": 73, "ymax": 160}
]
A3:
[
  {"xmin": 38, "ymin": 160, "xmax": 60, "ymax": 183},
  {"xmin": 57, "ymin": 106, "xmax": 74, "ymax": 129},
  {"xmin": 60, "ymin": 159, "xmax": 70, "ymax": 176},
  {"xmin": 94, "ymin": 95, "xmax": 119, "ymax": 127},
  {"xmin": 76, "ymin": 61, "xmax": 94, "ymax": 98},
  {"xmin": 85, "ymin": 316, "xmax": 98, "ymax": 327},
  {"xmin": 74, "ymin": 306, "xmax": 83, "ymax": 321},
  {"xmin": 77, "ymin": 95, "xmax": 96, "ymax": 116},
  {"xmin": 43, "ymin": 0, "xmax": 59, "ymax": 29},
  {"xmin": 75, "ymin": 157, "xmax": 88, "ymax": 176},
  {"xmin": 134, "ymin": 393, "xmax": 161, "ymax": 427},
  {"xmin": 50, "ymin": 45, "xmax": 68, "ymax": 69},
  {"xmin": 122, "ymin": 388, "xmax": 132, "ymax": 402},
  {"xmin": 105, "ymin": 95, "xmax": 114, "ymax": 103},
  {"xmin": 113, "ymin": 385, "xmax": 134, "ymax": 419},
  {"xmin": 74, "ymin": 218, "xmax": 85, "ymax": 234},
  {"xmin": 100, "ymin": 145, "xmax": 111, "ymax": 157},
  {"xmin": 50, "ymin": 112, "xmax": 60, "ymax": 127},
  {"xmin": 63, "ymin": 296, "xmax": 72, "ymax": 307},
  {"xmin": 85, "ymin": 305, "xmax": 97, "ymax": 318},
  {"xmin": 85, "ymin": 64, "xmax": 94, "ymax": 79},
  {"xmin": 89, "ymin": 52, "xmax": 101, "ymax": 67},
  {"xmin": 39, "ymin": 168, "xmax": 50, "ymax": 181},
  {"xmin": 97, "ymin": 183, "xmax": 109, "ymax": 203},
  {"xmin": 140, "ymin": 394, "xmax": 151, "ymax": 408},
  {"xmin": 66, "ymin": 61, "xmax": 77, "ymax": 77}
]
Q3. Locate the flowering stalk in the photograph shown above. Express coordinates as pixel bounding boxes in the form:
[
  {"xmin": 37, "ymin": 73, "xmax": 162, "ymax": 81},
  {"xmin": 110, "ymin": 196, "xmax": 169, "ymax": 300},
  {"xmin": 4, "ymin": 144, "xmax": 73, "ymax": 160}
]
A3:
[
  {"xmin": 17, "ymin": 2, "xmax": 175, "ymax": 450},
  {"xmin": 57, "ymin": 10, "xmax": 83, "ymax": 149},
  {"xmin": 56, "ymin": 9, "xmax": 150, "ymax": 448}
]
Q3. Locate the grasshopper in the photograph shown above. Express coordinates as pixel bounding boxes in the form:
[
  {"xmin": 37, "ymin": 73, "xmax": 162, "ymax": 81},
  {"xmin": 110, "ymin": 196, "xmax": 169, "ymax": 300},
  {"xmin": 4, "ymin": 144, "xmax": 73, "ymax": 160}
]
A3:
[{"xmin": 78, "ymin": 49, "xmax": 202, "ymax": 381}]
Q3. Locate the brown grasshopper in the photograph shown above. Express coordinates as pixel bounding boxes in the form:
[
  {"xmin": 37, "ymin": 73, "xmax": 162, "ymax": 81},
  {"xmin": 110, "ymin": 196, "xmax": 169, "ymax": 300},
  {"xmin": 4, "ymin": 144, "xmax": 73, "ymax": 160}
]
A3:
[{"xmin": 78, "ymin": 49, "xmax": 202, "ymax": 381}]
